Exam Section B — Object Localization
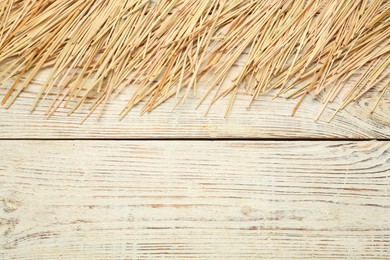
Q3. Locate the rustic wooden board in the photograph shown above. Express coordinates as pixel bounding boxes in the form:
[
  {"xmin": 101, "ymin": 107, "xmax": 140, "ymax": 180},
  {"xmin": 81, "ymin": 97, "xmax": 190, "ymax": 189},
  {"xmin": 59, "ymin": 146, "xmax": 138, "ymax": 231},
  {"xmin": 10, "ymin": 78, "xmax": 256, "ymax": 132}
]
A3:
[
  {"xmin": 1, "ymin": 140, "xmax": 389, "ymax": 259},
  {"xmin": 0, "ymin": 69, "xmax": 389, "ymax": 139}
]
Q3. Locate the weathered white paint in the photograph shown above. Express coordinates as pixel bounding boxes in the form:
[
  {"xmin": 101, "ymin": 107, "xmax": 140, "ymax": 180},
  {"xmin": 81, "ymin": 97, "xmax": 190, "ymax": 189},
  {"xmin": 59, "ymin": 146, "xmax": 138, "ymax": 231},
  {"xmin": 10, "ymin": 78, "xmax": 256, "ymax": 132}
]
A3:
[
  {"xmin": 0, "ymin": 68, "xmax": 388, "ymax": 139},
  {"xmin": 1, "ymin": 141, "xmax": 389, "ymax": 259}
]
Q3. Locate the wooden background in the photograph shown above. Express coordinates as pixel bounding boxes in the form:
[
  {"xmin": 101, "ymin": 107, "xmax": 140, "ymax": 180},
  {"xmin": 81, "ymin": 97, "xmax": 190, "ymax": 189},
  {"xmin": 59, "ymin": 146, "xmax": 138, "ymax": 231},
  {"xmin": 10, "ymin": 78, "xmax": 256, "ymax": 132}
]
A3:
[{"xmin": 0, "ymin": 71, "xmax": 389, "ymax": 259}]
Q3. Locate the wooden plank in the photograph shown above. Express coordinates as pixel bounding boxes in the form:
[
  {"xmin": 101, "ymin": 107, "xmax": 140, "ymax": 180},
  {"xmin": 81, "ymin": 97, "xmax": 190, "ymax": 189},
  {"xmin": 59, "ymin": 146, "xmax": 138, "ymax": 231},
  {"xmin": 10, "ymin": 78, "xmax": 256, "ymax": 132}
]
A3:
[
  {"xmin": 0, "ymin": 68, "xmax": 389, "ymax": 139},
  {"xmin": 1, "ymin": 140, "xmax": 389, "ymax": 259}
]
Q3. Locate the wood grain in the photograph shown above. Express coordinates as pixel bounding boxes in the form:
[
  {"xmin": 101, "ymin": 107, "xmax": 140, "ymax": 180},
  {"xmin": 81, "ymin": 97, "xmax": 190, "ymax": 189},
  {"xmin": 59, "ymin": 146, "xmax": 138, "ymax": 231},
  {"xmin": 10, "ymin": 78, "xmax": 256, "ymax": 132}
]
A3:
[
  {"xmin": 0, "ymin": 66, "xmax": 389, "ymax": 139},
  {"xmin": 1, "ymin": 140, "xmax": 389, "ymax": 259}
]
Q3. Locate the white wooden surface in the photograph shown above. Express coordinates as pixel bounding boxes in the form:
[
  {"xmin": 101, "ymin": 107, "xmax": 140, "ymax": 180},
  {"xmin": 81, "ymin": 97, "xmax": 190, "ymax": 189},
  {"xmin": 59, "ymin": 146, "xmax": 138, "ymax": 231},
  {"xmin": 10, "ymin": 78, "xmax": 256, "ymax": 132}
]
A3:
[
  {"xmin": 1, "ymin": 77, "xmax": 389, "ymax": 139},
  {"xmin": 1, "ymin": 141, "xmax": 389, "ymax": 259},
  {"xmin": 0, "ymin": 38, "xmax": 389, "ymax": 260}
]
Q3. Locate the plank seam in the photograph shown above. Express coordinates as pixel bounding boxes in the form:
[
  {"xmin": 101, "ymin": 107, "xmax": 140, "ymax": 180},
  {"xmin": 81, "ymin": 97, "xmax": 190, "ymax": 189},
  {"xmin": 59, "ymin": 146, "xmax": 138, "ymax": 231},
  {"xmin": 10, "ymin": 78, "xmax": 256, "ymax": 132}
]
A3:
[{"xmin": 0, "ymin": 138, "xmax": 388, "ymax": 142}]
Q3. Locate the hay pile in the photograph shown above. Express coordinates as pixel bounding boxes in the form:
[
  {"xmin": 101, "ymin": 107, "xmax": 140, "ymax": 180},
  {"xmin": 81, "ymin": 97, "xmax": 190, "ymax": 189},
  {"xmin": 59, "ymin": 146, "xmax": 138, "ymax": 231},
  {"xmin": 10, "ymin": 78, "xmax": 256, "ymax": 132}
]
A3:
[{"xmin": 0, "ymin": 0, "xmax": 389, "ymax": 121}]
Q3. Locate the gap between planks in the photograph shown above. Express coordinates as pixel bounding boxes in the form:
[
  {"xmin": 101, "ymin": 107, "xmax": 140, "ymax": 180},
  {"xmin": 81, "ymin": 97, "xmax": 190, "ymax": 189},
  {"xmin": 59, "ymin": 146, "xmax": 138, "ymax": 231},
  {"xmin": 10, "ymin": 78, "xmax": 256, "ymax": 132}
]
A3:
[{"xmin": 0, "ymin": 138, "xmax": 389, "ymax": 142}]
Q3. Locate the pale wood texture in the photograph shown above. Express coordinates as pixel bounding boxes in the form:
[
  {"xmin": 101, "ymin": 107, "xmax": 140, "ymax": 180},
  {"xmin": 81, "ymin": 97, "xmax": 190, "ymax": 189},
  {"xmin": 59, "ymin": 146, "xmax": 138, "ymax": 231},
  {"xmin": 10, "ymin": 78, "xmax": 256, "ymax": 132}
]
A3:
[
  {"xmin": 1, "ymin": 141, "xmax": 389, "ymax": 259},
  {"xmin": 1, "ymin": 67, "xmax": 389, "ymax": 139}
]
